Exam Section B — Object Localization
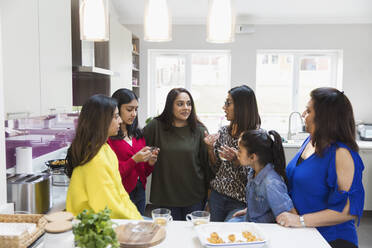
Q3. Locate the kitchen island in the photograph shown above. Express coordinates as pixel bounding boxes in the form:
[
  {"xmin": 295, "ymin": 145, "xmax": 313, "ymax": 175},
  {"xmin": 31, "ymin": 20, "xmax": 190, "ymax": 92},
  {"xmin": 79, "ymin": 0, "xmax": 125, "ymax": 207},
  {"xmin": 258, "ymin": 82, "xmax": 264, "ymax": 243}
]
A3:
[{"xmin": 35, "ymin": 220, "xmax": 331, "ymax": 248}]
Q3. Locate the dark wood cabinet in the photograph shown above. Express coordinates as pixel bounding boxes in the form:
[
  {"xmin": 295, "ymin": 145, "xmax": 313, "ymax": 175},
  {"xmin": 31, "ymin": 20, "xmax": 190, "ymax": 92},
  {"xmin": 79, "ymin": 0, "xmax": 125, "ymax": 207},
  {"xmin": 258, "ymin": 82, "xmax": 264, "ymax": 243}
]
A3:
[{"xmin": 71, "ymin": 0, "xmax": 111, "ymax": 106}]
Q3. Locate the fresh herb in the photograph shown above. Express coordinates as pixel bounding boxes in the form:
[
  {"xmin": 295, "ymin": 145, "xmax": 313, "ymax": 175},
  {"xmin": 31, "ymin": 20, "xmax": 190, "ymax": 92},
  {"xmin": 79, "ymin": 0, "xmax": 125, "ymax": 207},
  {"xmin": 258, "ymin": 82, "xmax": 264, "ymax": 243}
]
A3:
[{"xmin": 73, "ymin": 207, "xmax": 119, "ymax": 248}]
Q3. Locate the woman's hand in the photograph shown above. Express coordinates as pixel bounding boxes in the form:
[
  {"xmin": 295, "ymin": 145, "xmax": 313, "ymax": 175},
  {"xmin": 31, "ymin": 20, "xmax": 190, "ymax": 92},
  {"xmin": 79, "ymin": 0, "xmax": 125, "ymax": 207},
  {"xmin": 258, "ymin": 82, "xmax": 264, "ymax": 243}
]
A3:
[
  {"xmin": 132, "ymin": 147, "xmax": 152, "ymax": 163},
  {"xmin": 218, "ymin": 145, "xmax": 238, "ymax": 162},
  {"xmin": 276, "ymin": 212, "xmax": 301, "ymax": 227},
  {"xmin": 204, "ymin": 131, "xmax": 219, "ymax": 150},
  {"xmin": 148, "ymin": 148, "xmax": 160, "ymax": 166},
  {"xmin": 232, "ymin": 208, "xmax": 247, "ymax": 218}
]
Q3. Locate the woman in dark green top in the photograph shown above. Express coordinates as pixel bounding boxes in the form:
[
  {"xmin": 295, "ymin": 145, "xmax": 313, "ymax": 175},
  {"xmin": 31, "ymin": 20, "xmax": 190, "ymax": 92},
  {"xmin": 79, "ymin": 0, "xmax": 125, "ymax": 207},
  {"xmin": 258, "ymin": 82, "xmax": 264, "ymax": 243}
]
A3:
[{"xmin": 143, "ymin": 88, "xmax": 211, "ymax": 220}]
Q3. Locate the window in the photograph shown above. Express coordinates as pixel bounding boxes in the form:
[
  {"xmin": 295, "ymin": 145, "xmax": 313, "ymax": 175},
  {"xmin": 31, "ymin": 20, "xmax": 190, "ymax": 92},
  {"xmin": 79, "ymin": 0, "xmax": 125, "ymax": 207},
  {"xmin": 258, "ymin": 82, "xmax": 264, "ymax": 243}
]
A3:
[
  {"xmin": 149, "ymin": 50, "xmax": 231, "ymax": 133},
  {"xmin": 256, "ymin": 50, "xmax": 343, "ymax": 135}
]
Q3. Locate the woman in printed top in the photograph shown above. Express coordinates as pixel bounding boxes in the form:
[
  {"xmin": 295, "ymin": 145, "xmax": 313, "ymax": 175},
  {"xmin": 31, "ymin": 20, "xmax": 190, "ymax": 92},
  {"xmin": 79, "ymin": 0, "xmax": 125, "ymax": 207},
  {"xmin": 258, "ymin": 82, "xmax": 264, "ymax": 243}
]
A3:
[
  {"xmin": 227, "ymin": 129, "xmax": 295, "ymax": 223},
  {"xmin": 204, "ymin": 85, "xmax": 261, "ymax": 221},
  {"xmin": 277, "ymin": 87, "xmax": 365, "ymax": 248},
  {"xmin": 108, "ymin": 88, "xmax": 159, "ymax": 215},
  {"xmin": 65, "ymin": 94, "xmax": 142, "ymax": 220}
]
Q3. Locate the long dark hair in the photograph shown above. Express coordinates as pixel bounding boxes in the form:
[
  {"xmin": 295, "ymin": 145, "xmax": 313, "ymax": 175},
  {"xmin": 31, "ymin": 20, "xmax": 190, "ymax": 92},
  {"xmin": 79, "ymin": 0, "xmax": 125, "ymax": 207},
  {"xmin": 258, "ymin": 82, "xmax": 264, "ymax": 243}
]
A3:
[
  {"xmin": 229, "ymin": 85, "xmax": 261, "ymax": 137},
  {"xmin": 239, "ymin": 129, "xmax": 287, "ymax": 185},
  {"xmin": 155, "ymin": 88, "xmax": 202, "ymax": 132},
  {"xmin": 65, "ymin": 94, "xmax": 117, "ymax": 178},
  {"xmin": 310, "ymin": 87, "xmax": 358, "ymax": 155},
  {"xmin": 110, "ymin": 88, "xmax": 142, "ymax": 139}
]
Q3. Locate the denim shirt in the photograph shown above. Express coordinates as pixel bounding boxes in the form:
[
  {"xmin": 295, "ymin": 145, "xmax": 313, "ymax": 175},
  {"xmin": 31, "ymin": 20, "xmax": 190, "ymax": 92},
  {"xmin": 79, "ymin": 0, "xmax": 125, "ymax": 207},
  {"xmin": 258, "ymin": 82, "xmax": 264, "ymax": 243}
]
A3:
[{"xmin": 245, "ymin": 163, "xmax": 293, "ymax": 223}]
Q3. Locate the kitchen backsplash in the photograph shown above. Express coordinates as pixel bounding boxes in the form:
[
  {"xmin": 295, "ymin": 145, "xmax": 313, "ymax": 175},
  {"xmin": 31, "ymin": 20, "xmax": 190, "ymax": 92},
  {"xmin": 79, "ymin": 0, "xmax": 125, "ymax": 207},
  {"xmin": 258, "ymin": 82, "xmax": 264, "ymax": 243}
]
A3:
[{"xmin": 4, "ymin": 113, "xmax": 79, "ymax": 169}]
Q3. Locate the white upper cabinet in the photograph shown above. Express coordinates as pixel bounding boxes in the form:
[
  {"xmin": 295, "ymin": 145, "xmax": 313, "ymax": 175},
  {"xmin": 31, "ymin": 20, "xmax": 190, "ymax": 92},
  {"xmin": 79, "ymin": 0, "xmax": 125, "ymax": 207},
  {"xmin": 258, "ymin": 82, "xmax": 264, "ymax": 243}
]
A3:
[
  {"xmin": 38, "ymin": 0, "xmax": 72, "ymax": 115},
  {"xmin": 1, "ymin": 0, "xmax": 41, "ymax": 118},
  {"xmin": 1, "ymin": 0, "xmax": 72, "ymax": 118}
]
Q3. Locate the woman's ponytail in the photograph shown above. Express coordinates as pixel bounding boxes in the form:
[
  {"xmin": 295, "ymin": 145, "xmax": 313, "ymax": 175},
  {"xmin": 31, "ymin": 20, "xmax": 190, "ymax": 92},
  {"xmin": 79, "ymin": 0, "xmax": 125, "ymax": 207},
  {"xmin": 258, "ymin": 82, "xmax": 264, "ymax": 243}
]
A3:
[{"xmin": 268, "ymin": 130, "xmax": 287, "ymax": 185}]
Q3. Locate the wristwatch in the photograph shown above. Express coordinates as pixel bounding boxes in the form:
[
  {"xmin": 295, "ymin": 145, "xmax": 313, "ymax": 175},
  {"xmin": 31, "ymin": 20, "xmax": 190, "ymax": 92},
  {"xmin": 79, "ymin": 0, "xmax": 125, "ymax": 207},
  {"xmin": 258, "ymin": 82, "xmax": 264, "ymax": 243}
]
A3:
[{"xmin": 299, "ymin": 215, "xmax": 306, "ymax": 227}]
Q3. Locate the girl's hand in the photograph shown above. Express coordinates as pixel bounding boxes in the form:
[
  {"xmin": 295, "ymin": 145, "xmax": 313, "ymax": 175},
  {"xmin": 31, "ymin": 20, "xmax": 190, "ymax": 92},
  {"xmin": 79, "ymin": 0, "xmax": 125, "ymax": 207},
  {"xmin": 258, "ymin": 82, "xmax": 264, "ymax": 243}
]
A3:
[
  {"xmin": 276, "ymin": 212, "xmax": 302, "ymax": 227},
  {"xmin": 232, "ymin": 208, "xmax": 247, "ymax": 217},
  {"xmin": 148, "ymin": 148, "xmax": 160, "ymax": 166},
  {"xmin": 204, "ymin": 131, "xmax": 219, "ymax": 149},
  {"xmin": 218, "ymin": 145, "xmax": 238, "ymax": 162},
  {"xmin": 132, "ymin": 147, "xmax": 152, "ymax": 163}
]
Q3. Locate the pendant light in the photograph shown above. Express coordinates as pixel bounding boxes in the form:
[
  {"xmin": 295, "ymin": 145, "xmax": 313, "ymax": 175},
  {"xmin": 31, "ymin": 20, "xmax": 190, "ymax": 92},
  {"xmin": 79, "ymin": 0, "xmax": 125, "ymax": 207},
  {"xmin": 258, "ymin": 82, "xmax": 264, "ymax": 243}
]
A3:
[
  {"xmin": 144, "ymin": 0, "xmax": 172, "ymax": 42},
  {"xmin": 80, "ymin": 0, "xmax": 109, "ymax": 41},
  {"xmin": 207, "ymin": 0, "xmax": 235, "ymax": 43}
]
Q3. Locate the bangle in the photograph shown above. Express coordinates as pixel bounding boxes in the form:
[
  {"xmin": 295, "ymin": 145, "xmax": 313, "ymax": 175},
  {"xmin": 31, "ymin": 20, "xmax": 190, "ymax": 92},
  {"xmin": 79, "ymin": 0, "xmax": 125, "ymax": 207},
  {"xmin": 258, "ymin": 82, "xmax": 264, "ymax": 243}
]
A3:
[{"xmin": 299, "ymin": 215, "xmax": 306, "ymax": 227}]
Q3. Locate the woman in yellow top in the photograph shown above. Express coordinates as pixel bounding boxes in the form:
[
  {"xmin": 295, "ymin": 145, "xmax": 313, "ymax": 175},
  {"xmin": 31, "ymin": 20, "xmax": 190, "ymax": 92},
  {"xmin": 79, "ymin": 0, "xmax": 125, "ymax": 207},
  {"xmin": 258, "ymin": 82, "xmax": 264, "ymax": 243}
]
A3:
[{"xmin": 65, "ymin": 94, "xmax": 142, "ymax": 220}]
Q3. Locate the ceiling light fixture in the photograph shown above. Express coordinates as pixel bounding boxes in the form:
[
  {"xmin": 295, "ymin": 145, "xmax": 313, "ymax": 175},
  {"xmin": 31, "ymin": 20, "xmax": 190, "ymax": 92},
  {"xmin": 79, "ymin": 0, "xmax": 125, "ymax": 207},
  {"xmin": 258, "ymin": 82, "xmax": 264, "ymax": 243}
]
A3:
[
  {"xmin": 80, "ymin": 0, "xmax": 109, "ymax": 41},
  {"xmin": 206, "ymin": 0, "xmax": 235, "ymax": 43},
  {"xmin": 144, "ymin": 0, "xmax": 172, "ymax": 42}
]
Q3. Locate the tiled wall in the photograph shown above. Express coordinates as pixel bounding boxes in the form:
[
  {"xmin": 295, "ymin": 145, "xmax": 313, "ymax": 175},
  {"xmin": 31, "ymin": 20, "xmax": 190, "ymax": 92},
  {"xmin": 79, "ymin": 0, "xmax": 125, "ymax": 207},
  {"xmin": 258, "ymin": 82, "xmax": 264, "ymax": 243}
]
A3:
[{"xmin": 4, "ymin": 113, "xmax": 78, "ymax": 169}]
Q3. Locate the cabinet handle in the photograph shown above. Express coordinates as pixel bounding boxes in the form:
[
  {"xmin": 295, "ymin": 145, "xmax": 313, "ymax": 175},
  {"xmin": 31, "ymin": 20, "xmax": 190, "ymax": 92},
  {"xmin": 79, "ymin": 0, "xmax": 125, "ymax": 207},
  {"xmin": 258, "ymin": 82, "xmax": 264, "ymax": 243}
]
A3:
[{"xmin": 6, "ymin": 111, "xmax": 30, "ymax": 119}]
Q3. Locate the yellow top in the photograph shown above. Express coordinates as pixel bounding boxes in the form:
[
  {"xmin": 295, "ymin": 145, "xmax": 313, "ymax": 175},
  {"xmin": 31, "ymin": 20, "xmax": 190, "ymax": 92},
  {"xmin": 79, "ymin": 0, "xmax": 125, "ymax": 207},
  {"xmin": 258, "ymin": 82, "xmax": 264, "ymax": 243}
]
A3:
[{"xmin": 66, "ymin": 143, "xmax": 142, "ymax": 220}]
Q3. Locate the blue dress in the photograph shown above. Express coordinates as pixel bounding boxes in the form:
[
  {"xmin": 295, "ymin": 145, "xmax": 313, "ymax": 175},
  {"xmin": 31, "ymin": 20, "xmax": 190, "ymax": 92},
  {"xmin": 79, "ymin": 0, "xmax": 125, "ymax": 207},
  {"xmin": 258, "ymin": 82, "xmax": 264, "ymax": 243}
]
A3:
[{"xmin": 286, "ymin": 137, "xmax": 365, "ymax": 246}]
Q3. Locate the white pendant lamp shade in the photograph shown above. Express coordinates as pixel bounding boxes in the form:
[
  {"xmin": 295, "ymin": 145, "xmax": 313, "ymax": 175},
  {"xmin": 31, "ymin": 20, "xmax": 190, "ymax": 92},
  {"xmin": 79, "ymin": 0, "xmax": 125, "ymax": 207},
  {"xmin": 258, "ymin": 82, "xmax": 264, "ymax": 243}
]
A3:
[
  {"xmin": 207, "ymin": 0, "xmax": 235, "ymax": 43},
  {"xmin": 80, "ymin": 0, "xmax": 109, "ymax": 41},
  {"xmin": 144, "ymin": 0, "xmax": 172, "ymax": 42}
]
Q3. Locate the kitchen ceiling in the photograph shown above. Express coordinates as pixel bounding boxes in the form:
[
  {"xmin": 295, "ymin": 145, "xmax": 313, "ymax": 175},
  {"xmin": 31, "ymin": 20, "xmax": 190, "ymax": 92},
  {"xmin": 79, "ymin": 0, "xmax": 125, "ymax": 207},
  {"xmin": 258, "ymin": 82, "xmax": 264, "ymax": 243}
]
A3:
[{"xmin": 111, "ymin": 0, "xmax": 372, "ymax": 25}]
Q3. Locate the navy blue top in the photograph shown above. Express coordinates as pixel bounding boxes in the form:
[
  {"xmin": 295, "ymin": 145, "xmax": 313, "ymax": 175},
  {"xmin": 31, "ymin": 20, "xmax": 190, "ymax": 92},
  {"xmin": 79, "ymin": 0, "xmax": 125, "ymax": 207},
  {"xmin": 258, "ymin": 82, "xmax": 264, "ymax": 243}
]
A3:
[
  {"xmin": 286, "ymin": 136, "xmax": 365, "ymax": 246},
  {"xmin": 245, "ymin": 163, "xmax": 293, "ymax": 223}
]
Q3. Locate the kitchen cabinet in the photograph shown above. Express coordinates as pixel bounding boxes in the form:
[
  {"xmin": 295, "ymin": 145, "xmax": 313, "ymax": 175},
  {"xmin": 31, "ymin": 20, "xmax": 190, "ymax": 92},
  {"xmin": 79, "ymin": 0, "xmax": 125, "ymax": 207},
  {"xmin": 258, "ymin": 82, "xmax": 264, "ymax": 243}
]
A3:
[
  {"xmin": 1, "ymin": 0, "xmax": 72, "ymax": 118},
  {"xmin": 284, "ymin": 146, "xmax": 299, "ymax": 164},
  {"xmin": 360, "ymin": 149, "xmax": 372, "ymax": 210}
]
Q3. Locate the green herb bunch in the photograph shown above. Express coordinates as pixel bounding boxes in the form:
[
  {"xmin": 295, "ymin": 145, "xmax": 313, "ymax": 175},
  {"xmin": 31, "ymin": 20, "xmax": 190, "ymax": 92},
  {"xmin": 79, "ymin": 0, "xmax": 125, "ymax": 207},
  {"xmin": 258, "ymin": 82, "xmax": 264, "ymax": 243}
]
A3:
[{"xmin": 73, "ymin": 207, "xmax": 120, "ymax": 248}]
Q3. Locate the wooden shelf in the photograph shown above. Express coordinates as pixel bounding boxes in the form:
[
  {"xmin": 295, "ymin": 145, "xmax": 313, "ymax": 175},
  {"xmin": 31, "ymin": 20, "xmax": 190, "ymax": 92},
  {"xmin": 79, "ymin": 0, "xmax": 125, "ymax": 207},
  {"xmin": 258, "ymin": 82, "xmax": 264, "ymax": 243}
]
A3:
[{"xmin": 132, "ymin": 35, "xmax": 140, "ymax": 97}]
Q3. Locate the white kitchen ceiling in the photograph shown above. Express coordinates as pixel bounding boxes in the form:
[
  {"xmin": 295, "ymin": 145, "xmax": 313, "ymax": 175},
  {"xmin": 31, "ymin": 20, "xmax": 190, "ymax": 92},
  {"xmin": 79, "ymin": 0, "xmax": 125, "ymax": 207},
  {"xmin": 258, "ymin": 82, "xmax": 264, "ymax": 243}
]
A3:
[{"xmin": 111, "ymin": 0, "xmax": 372, "ymax": 25}]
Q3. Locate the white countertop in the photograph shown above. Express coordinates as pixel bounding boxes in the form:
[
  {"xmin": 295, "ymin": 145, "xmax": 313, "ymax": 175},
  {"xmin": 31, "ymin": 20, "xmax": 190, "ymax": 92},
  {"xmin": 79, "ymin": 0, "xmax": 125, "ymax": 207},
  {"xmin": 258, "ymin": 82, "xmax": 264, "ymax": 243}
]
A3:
[
  {"xmin": 37, "ymin": 220, "xmax": 330, "ymax": 248},
  {"xmin": 283, "ymin": 139, "xmax": 372, "ymax": 150}
]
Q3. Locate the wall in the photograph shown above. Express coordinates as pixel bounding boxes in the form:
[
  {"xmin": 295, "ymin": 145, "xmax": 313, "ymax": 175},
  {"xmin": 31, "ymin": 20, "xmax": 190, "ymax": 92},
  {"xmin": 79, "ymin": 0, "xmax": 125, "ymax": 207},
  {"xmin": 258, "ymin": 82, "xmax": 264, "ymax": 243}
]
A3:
[
  {"xmin": 109, "ymin": 15, "xmax": 133, "ymax": 94},
  {"xmin": 127, "ymin": 24, "xmax": 372, "ymax": 127},
  {"xmin": 0, "ymin": 11, "xmax": 6, "ymax": 208}
]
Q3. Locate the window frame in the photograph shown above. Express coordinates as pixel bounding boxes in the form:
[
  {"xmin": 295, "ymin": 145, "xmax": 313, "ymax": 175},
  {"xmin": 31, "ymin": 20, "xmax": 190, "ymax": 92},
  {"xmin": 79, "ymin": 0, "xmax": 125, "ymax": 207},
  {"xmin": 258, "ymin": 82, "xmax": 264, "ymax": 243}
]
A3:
[
  {"xmin": 148, "ymin": 49, "xmax": 231, "ymax": 117},
  {"xmin": 256, "ymin": 49, "xmax": 343, "ymax": 113}
]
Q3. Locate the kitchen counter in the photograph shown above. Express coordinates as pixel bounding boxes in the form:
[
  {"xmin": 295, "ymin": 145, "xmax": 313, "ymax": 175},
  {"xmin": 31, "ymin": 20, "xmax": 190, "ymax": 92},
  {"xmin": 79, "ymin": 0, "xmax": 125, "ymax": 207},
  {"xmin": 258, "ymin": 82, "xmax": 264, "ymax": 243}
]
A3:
[
  {"xmin": 35, "ymin": 220, "xmax": 331, "ymax": 248},
  {"xmin": 283, "ymin": 139, "xmax": 372, "ymax": 150}
]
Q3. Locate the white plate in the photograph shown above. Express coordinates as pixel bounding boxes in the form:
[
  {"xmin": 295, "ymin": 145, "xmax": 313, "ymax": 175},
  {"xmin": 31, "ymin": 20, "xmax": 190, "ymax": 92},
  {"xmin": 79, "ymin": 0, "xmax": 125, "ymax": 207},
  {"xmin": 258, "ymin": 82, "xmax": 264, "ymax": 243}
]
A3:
[{"xmin": 195, "ymin": 222, "xmax": 268, "ymax": 248}]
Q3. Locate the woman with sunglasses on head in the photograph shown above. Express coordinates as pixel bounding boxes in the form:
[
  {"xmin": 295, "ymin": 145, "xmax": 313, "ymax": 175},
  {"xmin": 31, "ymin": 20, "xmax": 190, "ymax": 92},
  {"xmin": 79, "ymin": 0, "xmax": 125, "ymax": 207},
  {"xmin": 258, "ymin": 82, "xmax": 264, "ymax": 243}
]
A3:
[
  {"xmin": 108, "ymin": 88, "xmax": 159, "ymax": 215},
  {"xmin": 143, "ymin": 88, "xmax": 211, "ymax": 221},
  {"xmin": 277, "ymin": 88, "xmax": 365, "ymax": 248},
  {"xmin": 204, "ymin": 85, "xmax": 261, "ymax": 222},
  {"xmin": 65, "ymin": 94, "xmax": 142, "ymax": 219}
]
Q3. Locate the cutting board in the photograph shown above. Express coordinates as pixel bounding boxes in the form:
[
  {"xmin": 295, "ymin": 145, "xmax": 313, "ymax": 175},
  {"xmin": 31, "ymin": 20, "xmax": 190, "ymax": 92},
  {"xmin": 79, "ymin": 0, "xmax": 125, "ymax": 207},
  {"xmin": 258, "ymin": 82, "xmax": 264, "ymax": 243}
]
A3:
[{"xmin": 115, "ymin": 222, "xmax": 166, "ymax": 248}]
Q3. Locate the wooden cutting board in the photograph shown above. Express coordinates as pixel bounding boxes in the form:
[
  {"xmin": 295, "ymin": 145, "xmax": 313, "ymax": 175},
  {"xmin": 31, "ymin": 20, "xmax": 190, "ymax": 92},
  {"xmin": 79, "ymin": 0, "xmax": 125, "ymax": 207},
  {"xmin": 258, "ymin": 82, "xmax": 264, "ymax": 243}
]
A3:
[{"xmin": 115, "ymin": 222, "xmax": 166, "ymax": 248}]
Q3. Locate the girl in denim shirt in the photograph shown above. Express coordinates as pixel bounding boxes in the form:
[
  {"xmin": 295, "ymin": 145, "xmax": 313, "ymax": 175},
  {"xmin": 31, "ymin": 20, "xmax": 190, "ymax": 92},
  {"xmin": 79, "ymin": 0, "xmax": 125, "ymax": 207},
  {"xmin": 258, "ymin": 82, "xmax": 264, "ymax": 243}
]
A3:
[{"xmin": 228, "ymin": 129, "xmax": 295, "ymax": 223}]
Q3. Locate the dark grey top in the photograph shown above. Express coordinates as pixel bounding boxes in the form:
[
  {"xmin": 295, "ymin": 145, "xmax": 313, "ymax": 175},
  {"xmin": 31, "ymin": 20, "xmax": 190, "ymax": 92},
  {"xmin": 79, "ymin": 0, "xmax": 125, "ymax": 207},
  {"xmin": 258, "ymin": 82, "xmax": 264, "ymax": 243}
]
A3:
[{"xmin": 143, "ymin": 119, "xmax": 210, "ymax": 207}]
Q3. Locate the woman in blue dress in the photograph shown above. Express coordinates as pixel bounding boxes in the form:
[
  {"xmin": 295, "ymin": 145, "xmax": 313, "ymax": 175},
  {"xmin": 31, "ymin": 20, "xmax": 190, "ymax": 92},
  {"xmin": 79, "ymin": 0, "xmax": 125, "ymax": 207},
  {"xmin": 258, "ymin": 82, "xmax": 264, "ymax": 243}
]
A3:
[{"xmin": 277, "ymin": 87, "xmax": 365, "ymax": 248}]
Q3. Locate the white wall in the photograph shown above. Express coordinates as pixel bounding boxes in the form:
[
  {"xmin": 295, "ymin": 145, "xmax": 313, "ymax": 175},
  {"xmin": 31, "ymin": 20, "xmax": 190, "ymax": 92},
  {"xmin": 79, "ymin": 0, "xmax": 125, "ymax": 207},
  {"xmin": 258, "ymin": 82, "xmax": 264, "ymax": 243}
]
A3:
[
  {"xmin": 127, "ymin": 24, "xmax": 372, "ymax": 127},
  {"xmin": 109, "ymin": 15, "xmax": 133, "ymax": 95},
  {"xmin": 0, "ymin": 11, "xmax": 7, "ymax": 208}
]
